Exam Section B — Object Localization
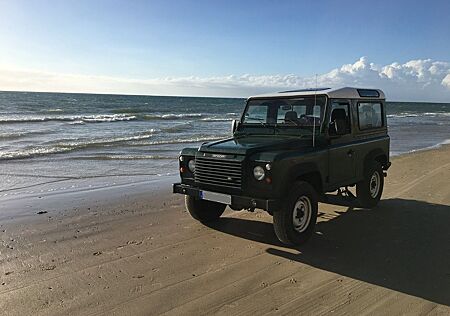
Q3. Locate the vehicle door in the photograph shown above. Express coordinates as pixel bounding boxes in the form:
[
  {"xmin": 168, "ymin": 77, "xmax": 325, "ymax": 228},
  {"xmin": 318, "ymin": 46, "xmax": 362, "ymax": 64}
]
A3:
[{"xmin": 327, "ymin": 100, "xmax": 356, "ymax": 187}]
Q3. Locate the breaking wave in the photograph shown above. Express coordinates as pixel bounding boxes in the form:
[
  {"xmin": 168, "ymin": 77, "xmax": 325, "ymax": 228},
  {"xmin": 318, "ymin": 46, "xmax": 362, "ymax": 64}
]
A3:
[
  {"xmin": 387, "ymin": 112, "xmax": 450, "ymax": 118},
  {"xmin": 145, "ymin": 136, "xmax": 225, "ymax": 146},
  {"xmin": 143, "ymin": 113, "xmax": 203, "ymax": 120},
  {"xmin": 0, "ymin": 130, "xmax": 157, "ymax": 160},
  {"xmin": 70, "ymin": 154, "xmax": 176, "ymax": 160},
  {"xmin": 201, "ymin": 117, "xmax": 234, "ymax": 122},
  {"xmin": 162, "ymin": 122, "xmax": 193, "ymax": 133},
  {"xmin": 0, "ymin": 114, "xmax": 137, "ymax": 124},
  {"xmin": 0, "ymin": 130, "xmax": 53, "ymax": 140},
  {"xmin": 0, "ymin": 134, "xmax": 225, "ymax": 160}
]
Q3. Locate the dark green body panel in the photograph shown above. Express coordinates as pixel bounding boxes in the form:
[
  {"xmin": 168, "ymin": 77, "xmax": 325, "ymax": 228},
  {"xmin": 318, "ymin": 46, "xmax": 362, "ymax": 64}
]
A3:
[{"xmin": 200, "ymin": 136, "xmax": 311, "ymax": 156}]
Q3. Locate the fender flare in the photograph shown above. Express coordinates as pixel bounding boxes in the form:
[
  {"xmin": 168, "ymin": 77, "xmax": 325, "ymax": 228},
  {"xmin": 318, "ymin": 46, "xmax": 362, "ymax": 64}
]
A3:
[
  {"xmin": 363, "ymin": 149, "xmax": 388, "ymax": 172},
  {"xmin": 281, "ymin": 162, "xmax": 323, "ymax": 193}
]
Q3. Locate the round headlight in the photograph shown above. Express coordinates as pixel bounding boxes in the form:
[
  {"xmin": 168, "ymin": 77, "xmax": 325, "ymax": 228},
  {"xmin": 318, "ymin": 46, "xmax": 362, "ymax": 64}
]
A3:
[
  {"xmin": 253, "ymin": 166, "xmax": 265, "ymax": 181},
  {"xmin": 188, "ymin": 159, "xmax": 196, "ymax": 173}
]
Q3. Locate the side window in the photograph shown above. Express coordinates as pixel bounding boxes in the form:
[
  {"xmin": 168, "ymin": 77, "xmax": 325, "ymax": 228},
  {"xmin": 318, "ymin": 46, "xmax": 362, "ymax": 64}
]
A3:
[
  {"xmin": 358, "ymin": 102, "xmax": 383, "ymax": 130},
  {"xmin": 329, "ymin": 102, "xmax": 351, "ymax": 135}
]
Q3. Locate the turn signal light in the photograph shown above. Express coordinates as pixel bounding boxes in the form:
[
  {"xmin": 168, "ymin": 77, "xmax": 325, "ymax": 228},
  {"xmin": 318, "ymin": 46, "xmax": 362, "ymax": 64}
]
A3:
[
  {"xmin": 265, "ymin": 177, "xmax": 272, "ymax": 184},
  {"xmin": 180, "ymin": 166, "xmax": 186, "ymax": 173}
]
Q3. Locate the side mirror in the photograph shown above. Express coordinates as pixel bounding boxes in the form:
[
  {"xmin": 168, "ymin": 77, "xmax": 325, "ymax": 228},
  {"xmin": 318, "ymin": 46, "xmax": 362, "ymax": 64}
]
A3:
[{"xmin": 231, "ymin": 119, "xmax": 240, "ymax": 133}]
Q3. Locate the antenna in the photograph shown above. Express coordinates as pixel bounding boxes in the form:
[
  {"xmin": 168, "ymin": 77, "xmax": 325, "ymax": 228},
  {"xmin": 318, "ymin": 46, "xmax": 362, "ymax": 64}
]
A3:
[{"xmin": 312, "ymin": 74, "xmax": 317, "ymax": 148}]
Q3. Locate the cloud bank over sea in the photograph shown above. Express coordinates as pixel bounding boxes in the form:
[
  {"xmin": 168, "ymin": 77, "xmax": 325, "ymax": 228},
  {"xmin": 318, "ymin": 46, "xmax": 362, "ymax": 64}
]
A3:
[{"xmin": 1, "ymin": 57, "xmax": 450, "ymax": 101}]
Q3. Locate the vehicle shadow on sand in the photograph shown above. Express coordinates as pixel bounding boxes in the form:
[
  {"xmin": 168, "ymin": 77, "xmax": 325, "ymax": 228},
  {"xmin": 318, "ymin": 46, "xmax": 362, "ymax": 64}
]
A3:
[{"xmin": 207, "ymin": 198, "xmax": 450, "ymax": 306}]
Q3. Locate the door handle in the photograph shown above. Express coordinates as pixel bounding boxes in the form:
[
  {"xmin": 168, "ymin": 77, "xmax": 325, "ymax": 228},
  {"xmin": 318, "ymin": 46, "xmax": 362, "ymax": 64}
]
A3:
[{"xmin": 347, "ymin": 149, "xmax": 354, "ymax": 157}]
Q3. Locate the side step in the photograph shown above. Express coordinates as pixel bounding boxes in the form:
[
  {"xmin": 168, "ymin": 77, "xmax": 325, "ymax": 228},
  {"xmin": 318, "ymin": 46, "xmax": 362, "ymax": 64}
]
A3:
[{"xmin": 319, "ymin": 192, "xmax": 361, "ymax": 208}]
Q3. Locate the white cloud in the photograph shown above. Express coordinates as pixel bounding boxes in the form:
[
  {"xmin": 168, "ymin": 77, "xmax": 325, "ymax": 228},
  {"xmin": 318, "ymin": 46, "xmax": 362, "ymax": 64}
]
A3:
[
  {"xmin": 442, "ymin": 74, "xmax": 450, "ymax": 89},
  {"xmin": 1, "ymin": 57, "xmax": 450, "ymax": 101}
]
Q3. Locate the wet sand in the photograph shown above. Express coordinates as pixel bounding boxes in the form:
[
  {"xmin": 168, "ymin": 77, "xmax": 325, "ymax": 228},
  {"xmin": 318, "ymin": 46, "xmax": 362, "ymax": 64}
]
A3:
[{"xmin": 0, "ymin": 146, "xmax": 449, "ymax": 315}]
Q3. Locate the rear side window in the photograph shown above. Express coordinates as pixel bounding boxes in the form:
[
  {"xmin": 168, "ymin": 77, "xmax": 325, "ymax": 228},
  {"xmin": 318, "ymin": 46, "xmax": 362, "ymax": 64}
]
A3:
[{"xmin": 358, "ymin": 102, "xmax": 383, "ymax": 130}]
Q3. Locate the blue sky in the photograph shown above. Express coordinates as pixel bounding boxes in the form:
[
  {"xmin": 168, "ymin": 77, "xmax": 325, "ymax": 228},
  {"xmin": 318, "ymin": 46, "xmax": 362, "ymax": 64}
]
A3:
[{"xmin": 1, "ymin": 0, "xmax": 450, "ymax": 101}]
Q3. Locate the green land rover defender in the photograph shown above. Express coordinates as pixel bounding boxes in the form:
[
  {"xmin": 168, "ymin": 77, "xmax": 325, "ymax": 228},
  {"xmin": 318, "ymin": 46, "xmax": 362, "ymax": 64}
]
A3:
[{"xmin": 173, "ymin": 87, "xmax": 391, "ymax": 245}]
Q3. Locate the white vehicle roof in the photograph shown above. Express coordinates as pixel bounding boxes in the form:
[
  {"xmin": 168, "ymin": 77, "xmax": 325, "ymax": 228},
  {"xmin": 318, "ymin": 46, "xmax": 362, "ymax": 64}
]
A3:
[{"xmin": 248, "ymin": 87, "xmax": 385, "ymax": 100}]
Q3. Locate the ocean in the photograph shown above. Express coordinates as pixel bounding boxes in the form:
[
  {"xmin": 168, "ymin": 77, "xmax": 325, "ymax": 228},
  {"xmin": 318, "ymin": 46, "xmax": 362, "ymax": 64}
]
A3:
[{"xmin": 1, "ymin": 91, "xmax": 449, "ymax": 192}]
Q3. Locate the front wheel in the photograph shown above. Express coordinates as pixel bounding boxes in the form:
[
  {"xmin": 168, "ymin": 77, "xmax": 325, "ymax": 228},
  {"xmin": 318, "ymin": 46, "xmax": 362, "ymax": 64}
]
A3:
[
  {"xmin": 273, "ymin": 181, "xmax": 318, "ymax": 245},
  {"xmin": 185, "ymin": 196, "xmax": 226, "ymax": 223},
  {"xmin": 356, "ymin": 161, "xmax": 384, "ymax": 208}
]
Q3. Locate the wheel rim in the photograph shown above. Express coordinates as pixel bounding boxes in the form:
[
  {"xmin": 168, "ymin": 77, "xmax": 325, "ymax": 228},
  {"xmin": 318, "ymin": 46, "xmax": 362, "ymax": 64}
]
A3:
[
  {"xmin": 292, "ymin": 196, "xmax": 312, "ymax": 233},
  {"xmin": 369, "ymin": 171, "xmax": 381, "ymax": 198}
]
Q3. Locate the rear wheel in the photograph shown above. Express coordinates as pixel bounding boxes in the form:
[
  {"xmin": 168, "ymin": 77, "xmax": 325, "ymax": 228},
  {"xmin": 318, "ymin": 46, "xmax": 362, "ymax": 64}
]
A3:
[
  {"xmin": 273, "ymin": 181, "xmax": 318, "ymax": 245},
  {"xmin": 356, "ymin": 161, "xmax": 384, "ymax": 208},
  {"xmin": 185, "ymin": 196, "xmax": 226, "ymax": 223}
]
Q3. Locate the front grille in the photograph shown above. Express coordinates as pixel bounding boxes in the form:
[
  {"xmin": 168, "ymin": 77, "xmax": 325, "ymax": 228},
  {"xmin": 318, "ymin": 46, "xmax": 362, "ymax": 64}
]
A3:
[{"xmin": 195, "ymin": 157, "xmax": 242, "ymax": 189}]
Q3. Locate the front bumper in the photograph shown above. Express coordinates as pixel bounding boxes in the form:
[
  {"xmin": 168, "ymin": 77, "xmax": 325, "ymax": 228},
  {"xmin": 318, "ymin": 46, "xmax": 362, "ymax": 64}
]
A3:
[{"xmin": 173, "ymin": 183, "xmax": 278, "ymax": 212}]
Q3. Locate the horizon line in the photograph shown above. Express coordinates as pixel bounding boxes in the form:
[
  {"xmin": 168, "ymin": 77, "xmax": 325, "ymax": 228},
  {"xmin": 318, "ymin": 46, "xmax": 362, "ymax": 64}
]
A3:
[{"xmin": 0, "ymin": 89, "xmax": 448, "ymax": 104}]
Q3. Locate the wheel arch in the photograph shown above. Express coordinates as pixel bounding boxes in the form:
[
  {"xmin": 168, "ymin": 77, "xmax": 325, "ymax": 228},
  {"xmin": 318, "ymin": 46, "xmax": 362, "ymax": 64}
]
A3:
[
  {"xmin": 283, "ymin": 162, "xmax": 324, "ymax": 195},
  {"xmin": 363, "ymin": 149, "xmax": 389, "ymax": 171}
]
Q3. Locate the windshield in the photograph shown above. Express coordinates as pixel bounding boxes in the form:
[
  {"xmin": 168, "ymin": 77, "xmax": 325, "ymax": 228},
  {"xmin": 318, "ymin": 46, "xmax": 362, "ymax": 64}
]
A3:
[{"xmin": 241, "ymin": 96, "xmax": 326, "ymax": 134}]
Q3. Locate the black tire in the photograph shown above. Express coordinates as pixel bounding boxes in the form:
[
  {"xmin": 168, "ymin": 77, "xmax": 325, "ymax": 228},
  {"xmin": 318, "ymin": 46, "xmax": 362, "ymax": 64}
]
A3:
[
  {"xmin": 273, "ymin": 181, "xmax": 318, "ymax": 245},
  {"xmin": 356, "ymin": 161, "xmax": 384, "ymax": 208},
  {"xmin": 185, "ymin": 196, "xmax": 226, "ymax": 223}
]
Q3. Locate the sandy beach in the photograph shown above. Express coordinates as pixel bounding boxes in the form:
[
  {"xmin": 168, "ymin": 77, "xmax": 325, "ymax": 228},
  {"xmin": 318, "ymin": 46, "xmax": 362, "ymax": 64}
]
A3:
[{"xmin": 0, "ymin": 145, "xmax": 449, "ymax": 315}]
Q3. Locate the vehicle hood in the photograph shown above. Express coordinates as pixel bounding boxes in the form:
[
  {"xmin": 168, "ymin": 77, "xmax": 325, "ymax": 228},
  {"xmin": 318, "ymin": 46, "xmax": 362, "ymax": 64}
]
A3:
[{"xmin": 199, "ymin": 136, "xmax": 312, "ymax": 156}]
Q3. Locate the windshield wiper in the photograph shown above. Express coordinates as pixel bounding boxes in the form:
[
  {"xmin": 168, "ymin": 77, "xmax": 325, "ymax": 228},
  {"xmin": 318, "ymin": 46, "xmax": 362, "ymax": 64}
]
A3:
[{"xmin": 244, "ymin": 116, "xmax": 269, "ymax": 127}]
